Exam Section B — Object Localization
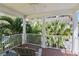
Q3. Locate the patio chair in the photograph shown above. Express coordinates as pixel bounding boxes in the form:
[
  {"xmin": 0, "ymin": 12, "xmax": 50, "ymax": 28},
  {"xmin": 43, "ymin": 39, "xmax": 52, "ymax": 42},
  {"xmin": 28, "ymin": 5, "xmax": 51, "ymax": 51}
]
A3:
[{"xmin": 13, "ymin": 47, "xmax": 36, "ymax": 56}]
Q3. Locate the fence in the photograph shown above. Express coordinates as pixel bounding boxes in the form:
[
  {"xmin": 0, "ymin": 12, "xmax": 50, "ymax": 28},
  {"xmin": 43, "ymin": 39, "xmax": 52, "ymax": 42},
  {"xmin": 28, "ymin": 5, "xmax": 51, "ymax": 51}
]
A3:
[
  {"xmin": 27, "ymin": 33, "xmax": 41, "ymax": 45},
  {"xmin": 0, "ymin": 34, "xmax": 73, "ymax": 54},
  {"xmin": 0, "ymin": 33, "xmax": 41, "ymax": 51},
  {"xmin": 2, "ymin": 34, "xmax": 22, "ymax": 51}
]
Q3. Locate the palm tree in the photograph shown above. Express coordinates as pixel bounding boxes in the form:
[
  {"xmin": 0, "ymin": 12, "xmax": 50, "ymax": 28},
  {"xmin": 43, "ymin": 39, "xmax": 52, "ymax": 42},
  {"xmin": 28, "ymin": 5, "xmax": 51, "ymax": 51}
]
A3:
[
  {"xmin": 0, "ymin": 16, "xmax": 23, "ymax": 35},
  {"xmin": 0, "ymin": 16, "xmax": 36, "ymax": 35}
]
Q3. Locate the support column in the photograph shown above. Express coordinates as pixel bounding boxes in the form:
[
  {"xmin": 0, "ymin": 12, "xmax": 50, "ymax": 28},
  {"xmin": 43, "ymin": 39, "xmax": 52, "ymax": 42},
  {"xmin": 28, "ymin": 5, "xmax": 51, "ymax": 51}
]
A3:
[
  {"xmin": 41, "ymin": 17, "xmax": 47, "ymax": 48},
  {"xmin": 72, "ymin": 12, "xmax": 78, "ymax": 54},
  {"xmin": 22, "ymin": 15, "xmax": 27, "ymax": 44}
]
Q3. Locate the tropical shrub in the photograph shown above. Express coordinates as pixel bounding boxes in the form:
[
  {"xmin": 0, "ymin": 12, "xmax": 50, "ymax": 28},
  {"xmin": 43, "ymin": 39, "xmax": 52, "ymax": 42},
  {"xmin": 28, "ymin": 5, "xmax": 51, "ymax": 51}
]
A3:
[
  {"xmin": 26, "ymin": 21, "xmax": 42, "ymax": 45},
  {"xmin": 31, "ymin": 21, "xmax": 42, "ymax": 34},
  {"xmin": 45, "ymin": 20, "xmax": 71, "ymax": 48}
]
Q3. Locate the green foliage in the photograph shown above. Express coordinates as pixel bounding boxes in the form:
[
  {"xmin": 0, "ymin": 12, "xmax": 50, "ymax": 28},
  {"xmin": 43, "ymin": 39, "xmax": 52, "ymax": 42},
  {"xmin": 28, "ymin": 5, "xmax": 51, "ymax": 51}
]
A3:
[
  {"xmin": 0, "ymin": 16, "xmax": 23, "ymax": 35},
  {"xmin": 0, "ymin": 16, "xmax": 42, "ymax": 35},
  {"xmin": 31, "ymin": 21, "xmax": 42, "ymax": 34},
  {"xmin": 45, "ymin": 21, "xmax": 71, "ymax": 35},
  {"xmin": 0, "ymin": 16, "xmax": 72, "ymax": 48},
  {"xmin": 12, "ymin": 17, "xmax": 23, "ymax": 34},
  {"xmin": 26, "ymin": 22, "xmax": 32, "ymax": 33},
  {"xmin": 46, "ymin": 20, "xmax": 71, "ymax": 48},
  {"xmin": 27, "ymin": 34, "xmax": 41, "ymax": 45},
  {"xmin": 26, "ymin": 21, "xmax": 42, "ymax": 45}
]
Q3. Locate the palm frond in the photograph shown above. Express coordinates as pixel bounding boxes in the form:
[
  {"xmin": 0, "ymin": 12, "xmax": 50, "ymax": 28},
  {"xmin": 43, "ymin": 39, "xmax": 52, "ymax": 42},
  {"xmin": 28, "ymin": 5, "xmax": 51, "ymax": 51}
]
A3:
[
  {"xmin": 0, "ymin": 16, "xmax": 14, "ymax": 25},
  {"xmin": 0, "ymin": 23, "xmax": 11, "ymax": 29},
  {"xmin": 13, "ymin": 17, "xmax": 23, "ymax": 33}
]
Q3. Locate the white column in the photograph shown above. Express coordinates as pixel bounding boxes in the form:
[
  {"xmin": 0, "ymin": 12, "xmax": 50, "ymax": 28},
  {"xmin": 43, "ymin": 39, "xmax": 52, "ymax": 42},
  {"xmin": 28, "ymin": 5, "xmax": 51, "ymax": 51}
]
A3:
[
  {"xmin": 22, "ymin": 15, "xmax": 27, "ymax": 44},
  {"xmin": 41, "ymin": 17, "xmax": 47, "ymax": 48},
  {"xmin": 72, "ymin": 12, "xmax": 78, "ymax": 54}
]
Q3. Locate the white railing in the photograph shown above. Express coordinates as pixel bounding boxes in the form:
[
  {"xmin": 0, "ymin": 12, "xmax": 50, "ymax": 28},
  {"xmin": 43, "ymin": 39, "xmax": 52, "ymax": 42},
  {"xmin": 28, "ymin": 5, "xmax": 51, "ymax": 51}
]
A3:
[
  {"xmin": 0, "ymin": 33, "xmax": 73, "ymax": 54},
  {"xmin": 0, "ymin": 36, "xmax": 3, "ymax": 53},
  {"xmin": 46, "ymin": 35, "xmax": 73, "ymax": 49},
  {"xmin": 1, "ymin": 33, "xmax": 41, "ymax": 51},
  {"xmin": 27, "ymin": 33, "xmax": 41, "ymax": 46},
  {"xmin": 2, "ymin": 34, "xmax": 22, "ymax": 51}
]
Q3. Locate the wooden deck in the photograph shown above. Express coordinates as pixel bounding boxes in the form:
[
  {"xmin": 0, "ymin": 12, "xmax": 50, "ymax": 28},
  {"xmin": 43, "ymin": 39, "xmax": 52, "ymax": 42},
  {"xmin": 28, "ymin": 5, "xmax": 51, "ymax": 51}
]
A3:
[
  {"xmin": 13, "ymin": 43, "xmax": 77, "ymax": 56},
  {"xmin": 42, "ymin": 48, "xmax": 77, "ymax": 56}
]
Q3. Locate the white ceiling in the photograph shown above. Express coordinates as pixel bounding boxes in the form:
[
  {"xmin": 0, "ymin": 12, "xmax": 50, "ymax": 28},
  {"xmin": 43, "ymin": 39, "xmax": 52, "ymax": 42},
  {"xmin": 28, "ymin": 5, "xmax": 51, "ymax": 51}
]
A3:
[{"xmin": 1, "ymin": 3, "xmax": 79, "ymax": 18}]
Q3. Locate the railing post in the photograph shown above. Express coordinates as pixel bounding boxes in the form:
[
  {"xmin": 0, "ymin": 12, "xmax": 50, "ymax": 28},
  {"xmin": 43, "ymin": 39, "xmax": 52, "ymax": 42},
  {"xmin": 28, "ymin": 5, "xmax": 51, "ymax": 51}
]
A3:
[
  {"xmin": 2, "ymin": 34, "xmax": 5, "ymax": 51},
  {"xmin": 41, "ymin": 17, "xmax": 47, "ymax": 48},
  {"xmin": 72, "ymin": 12, "xmax": 79, "ymax": 54},
  {"xmin": 22, "ymin": 15, "xmax": 27, "ymax": 44}
]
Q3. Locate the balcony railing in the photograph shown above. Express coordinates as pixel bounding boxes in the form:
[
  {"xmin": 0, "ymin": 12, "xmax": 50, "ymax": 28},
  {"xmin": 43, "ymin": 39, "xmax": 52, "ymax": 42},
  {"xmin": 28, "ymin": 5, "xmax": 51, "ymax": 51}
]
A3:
[
  {"xmin": 27, "ymin": 33, "xmax": 41, "ymax": 45},
  {"xmin": 1, "ymin": 34, "xmax": 22, "ymax": 51},
  {"xmin": 0, "ymin": 33, "xmax": 72, "ymax": 54},
  {"xmin": 0, "ymin": 36, "xmax": 3, "ymax": 53},
  {"xmin": 46, "ymin": 35, "xmax": 72, "ymax": 49}
]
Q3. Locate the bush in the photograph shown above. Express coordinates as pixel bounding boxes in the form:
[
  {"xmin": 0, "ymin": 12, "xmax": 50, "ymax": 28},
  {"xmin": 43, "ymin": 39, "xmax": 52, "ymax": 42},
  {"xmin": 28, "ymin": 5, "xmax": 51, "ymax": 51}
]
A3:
[{"xmin": 46, "ymin": 21, "xmax": 71, "ymax": 48}]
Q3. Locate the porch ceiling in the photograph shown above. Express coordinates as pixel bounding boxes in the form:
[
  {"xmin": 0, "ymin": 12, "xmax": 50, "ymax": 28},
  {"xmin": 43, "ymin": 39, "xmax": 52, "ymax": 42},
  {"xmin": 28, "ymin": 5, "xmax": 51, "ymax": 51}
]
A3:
[{"xmin": 1, "ymin": 3, "xmax": 79, "ymax": 18}]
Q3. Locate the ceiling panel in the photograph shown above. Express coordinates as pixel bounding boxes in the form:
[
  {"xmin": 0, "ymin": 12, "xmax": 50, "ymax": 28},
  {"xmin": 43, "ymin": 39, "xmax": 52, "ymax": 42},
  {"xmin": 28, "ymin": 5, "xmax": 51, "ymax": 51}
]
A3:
[{"xmin": 1, "ymin": 3, "xmax": 79, "ymax": 18}]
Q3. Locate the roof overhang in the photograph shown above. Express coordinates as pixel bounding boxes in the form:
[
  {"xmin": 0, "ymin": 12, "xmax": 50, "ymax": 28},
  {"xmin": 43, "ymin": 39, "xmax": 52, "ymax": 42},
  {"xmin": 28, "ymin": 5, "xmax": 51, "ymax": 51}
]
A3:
[{"xmin": 0, "ymin": 3, "xmax": 79, "ymax": 18}]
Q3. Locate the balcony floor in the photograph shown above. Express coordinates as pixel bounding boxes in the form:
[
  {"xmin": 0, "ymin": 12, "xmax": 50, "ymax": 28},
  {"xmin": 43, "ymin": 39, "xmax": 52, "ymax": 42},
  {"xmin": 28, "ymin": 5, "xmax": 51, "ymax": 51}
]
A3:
[{"xmin": 12, "ymin": 43, "xmax": 77, "ymax": 56}]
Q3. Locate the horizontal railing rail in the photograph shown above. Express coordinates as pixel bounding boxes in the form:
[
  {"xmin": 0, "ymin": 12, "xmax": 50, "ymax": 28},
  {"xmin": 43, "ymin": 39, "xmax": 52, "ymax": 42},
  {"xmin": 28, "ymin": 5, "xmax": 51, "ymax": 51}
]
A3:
[
  {"xmin": 27, "ymin": 33, "xmax": 41, "ymax": 45},
  {"xmin": 1, "ymin": 34, "xmax": 22, "ymax": 51},
  {"xmin": 0, "ymin": 33, "xmax": 73, "ymax": 55}
]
